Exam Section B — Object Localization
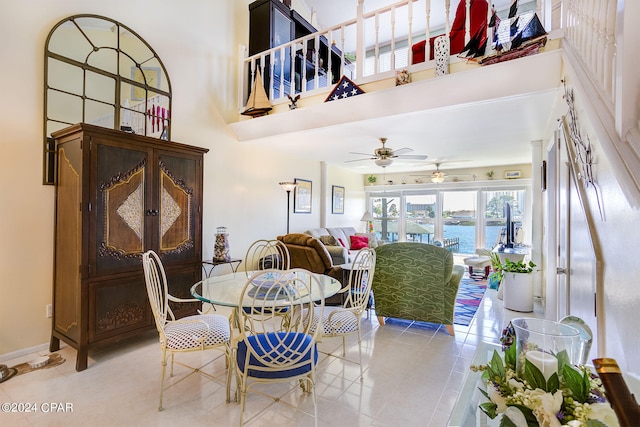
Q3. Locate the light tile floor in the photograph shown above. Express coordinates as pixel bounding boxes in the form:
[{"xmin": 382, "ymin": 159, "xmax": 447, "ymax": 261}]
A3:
[{"xmin": 0, "ymin": 286, "xmax": 543, "ymax": 427}]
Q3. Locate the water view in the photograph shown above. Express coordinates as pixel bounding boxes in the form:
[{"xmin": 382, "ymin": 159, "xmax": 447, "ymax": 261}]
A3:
[
  {"xmin": 443, "ymin": 224, "xmax": 503, "ymax": 255},
  {"xmin": 379, "ymin": 225, "xmax": 504, "ymax": 255}
]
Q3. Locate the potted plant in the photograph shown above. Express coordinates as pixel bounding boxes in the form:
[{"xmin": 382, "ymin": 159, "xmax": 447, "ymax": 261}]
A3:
[
  {"xmin": 486, "ymin": 170, "xmax": 495, "ymax": 180},
  {"xmin": 501, "ymin": 259, "xmax": 537, "ymax": 312},
  {"xmin": 367, "ymin": 175, "xmax": 377, "ymax": 185},
  {"xmin": 488, "ymin": 252, "xmax": 503, "ymax": 290}
]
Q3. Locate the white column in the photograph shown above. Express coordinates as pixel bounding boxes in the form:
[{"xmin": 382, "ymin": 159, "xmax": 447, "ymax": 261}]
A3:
[
  {"xmin": 531, "ymin": 140, "xmax": 544, "ymax": 298},
  {"xmin": 320, "ymin": 161, "xmax": 328, "ymax": 228}
]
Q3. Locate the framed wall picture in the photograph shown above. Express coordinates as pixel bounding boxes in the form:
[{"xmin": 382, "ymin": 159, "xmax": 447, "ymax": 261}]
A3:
[
  {"xmin": 131, "ymin": 67, "xmax": 161, "ymax": 100},
  {"xmin": 504, "ymin": 170, "xmax": 521, "ymax": 179},
  {"xmin": 332, "ymin": 185, "xmax": 345, "ymax": 214},
  {"xmin": 293, "ymin": 178, "xmax": 312, "ymax": 213}
]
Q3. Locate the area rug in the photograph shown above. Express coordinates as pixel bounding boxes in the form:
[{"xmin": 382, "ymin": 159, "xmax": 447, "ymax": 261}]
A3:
[
  {"xmin": 453, "ymin": 276, "xmax": 487, "ymax": 326},
  {"xmin": 382, "ymin": 276, "xmax": 487, "ymax": 329}
]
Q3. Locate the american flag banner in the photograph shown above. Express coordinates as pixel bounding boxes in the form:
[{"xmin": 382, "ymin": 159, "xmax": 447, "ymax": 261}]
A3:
[{"xmin": 324, "ymin": 76, "xmax": 365, "ymax": 102}]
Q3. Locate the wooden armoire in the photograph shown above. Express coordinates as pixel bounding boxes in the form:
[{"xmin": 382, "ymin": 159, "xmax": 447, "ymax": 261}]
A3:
[{"xmin": 50, "ymin": 123, "xmax": 208, "ymax": 371}]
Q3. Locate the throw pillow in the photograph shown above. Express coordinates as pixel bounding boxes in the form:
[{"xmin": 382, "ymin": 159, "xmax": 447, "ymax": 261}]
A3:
[
  {"xmin": 337, "ymin": 237, "xmax": 351, "ymax": 254},
  {"xmin": 350, "ymin": 235, "xmax": 369, "ymax": 250},
  {"xmin": 319, "ymin": 235, "xmax": 338, "ymax": 246}
]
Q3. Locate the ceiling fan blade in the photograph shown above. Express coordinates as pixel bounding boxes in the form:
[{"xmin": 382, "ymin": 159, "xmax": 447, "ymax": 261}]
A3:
[
  {"xmin": 396, "ymin": 154, "xmax": 428, "ymax": 160},
  {"xmin": 349, "ymin": 151, "xmax": 377, "ymax": 157},
  {"xmin": 345, "ymin": 157, "xmax": 374, "ymax": 163},
  {"xmin": 391, "ymin": 147, "xmax": 413, "ymax": 156}
]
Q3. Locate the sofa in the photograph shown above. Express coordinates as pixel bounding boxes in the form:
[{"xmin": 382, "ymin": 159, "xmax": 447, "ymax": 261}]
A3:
[
  {"xmin": 305, "ymin": 226, "xmax": 380, "ymax": 265},
  {"xmin": 276, "ymin": 233, "xmax": 345, "ymax": 305},
  {"xmin": 372, "ymin": 242, "xmax": 465, "ymax": 335}
]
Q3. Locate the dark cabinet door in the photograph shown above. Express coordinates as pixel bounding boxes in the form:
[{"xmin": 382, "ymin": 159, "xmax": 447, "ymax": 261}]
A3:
[
  {"xmin": 92, "ymin": 140, "xmax": 151, "ymax": 276},
  {"xmin": 154, "ymin": 150, "xmax": 202, "ymax": 265},
  {"xmin": 89, "ymin": 275, "xmax": 152, "ymax": 342}
]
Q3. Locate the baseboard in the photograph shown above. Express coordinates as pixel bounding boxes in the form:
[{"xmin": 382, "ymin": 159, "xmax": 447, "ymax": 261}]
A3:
[{"xmin": 0, "ymin": 342, "xmax": 52, "ymax": 364}]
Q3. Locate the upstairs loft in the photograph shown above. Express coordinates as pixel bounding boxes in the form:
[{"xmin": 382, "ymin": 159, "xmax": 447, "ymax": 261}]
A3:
[
  {"xmin": 229, "ymin": 0, "xmax": 640, "ymax": 210},
  {"xmin": 231, "ymin": 0, "xmax": 560, "ymax": 142}
]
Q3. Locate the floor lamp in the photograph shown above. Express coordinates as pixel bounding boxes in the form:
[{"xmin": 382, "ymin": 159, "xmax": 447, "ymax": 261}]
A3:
[
  {"xmin": 360, "ymin": 211, "xmax": 374, "ymax": 233},
  {"xmin": 279, "ymin": 181, "xmax": 297, "ymax": 234}
]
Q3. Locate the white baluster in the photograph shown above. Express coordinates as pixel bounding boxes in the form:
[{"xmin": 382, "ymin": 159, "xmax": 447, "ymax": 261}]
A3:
[
  {"xmin": 327, "ymin": 29, "xmax": 333, "ymax": 86},
  {"xmin": 603, "ymin": 0, "xmax": 616, "ymax": 101},
  {"xmin": 301, "ymin": 37, "xmax": 308, "ymax": 91},
  {"xmin": 279, "ymin": 46, "xmax": 285, "ymax": 99},
  {"xmin": 290, "ymin": 40, "xmax": 296, "ymax": 95},
  {"xmin": 374, "ymin": 12, "xmax": 380, "ymax": 74},
  {"xmin": 339, "ymin": 26, "xmax": 345, "ymax": 78},
  {"xmin": 356, "ymin": 0, "xmax": 364, "ymax": 80},
  {"xmin": 426, "ymin": 0, "xmax": 431, "ymax": 61},
  {"xmin": 312, "ymin": 34, "xmax": 320, "ymax": 89},
  {"xmin": 407, "ymin": 0, "xmax": 414, "ymax": 65},
  {"xmin": 390, "ymin": 6, "xmax": 396, "ymax": 70},
  {"xmin": 464, "ymin": 0, "xmax": 471, "ymax": 45}
]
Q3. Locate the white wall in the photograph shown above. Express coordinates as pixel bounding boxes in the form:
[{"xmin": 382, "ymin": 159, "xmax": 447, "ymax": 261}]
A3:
[
  {"xmin": 548, "ymin": 69, "xmax": 640, "ymax": 375},
  {"xmin": 0, "ymin": 0, "xmax": 364, "ymax": 357}
]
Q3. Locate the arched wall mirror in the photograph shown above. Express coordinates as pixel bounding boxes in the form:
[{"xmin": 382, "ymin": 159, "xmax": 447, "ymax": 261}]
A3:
[{"xmin": 43, "ymin": 14, "xmax": 172, "ymax": 184}]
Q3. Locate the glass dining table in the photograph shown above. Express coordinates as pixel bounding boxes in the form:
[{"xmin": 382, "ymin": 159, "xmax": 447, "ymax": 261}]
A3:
[{"xmin": 190, "ymin": 270, "xmax": 342, "ymax": 326}]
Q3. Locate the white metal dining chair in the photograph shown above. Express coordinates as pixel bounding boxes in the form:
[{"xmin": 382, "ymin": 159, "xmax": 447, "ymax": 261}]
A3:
[
  {"xmin": 142, "ymin": 250, "xmax": 232, "ymax": 411},
  {"xmin": 243, "ymin": 239, "xmax": 290, "ymax": 275},
  {"xmin": 309, "ymin": 247, "xmax": 376, "ymax": 380},
  {"xmin": 237, "ymin": 239, "xmax": 292, "ymax": 328},
  {"xmin": 233, "ymin": 269, "xmax": 325, "ymax": 426}
]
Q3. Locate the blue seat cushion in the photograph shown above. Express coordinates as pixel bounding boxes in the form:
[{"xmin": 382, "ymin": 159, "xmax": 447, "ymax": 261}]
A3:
[{"xmin": 236, "ymin": 332, "xmax": 318, "ymax": 379}]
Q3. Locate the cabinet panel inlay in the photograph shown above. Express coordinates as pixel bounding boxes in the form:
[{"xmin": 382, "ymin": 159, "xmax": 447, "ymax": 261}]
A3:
[
  {"xmin": 104, "ymin": 167, "xmax": 145, "ymax": 255},
  {"xmin": 116, "ymin": 183, "xmax": 143, "ymax": 239},
  {"xmin": 160, "ymin": 162, "xmax": 193, "ymax": 253},
  {"xmin": 96, "ymin": 303, "xmax": 146, "ymax": 333}
]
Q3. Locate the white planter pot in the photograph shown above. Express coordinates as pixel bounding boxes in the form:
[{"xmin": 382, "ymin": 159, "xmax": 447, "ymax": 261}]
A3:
[{"xmin": 502, "ymin": 272, "xmax": 534, "ymax": 312}]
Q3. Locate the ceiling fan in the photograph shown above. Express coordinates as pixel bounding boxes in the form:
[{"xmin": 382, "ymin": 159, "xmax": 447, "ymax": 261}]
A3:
[
  {"xmin": 430, "ymin": 163, "xmax": 447, "ymax": 183},
  {"xmin": 410, "ymin": 162, "xmax": 449, "ymax": 183},
  {"xmin": 346, "ymin": 137, "xmax": 428, "ymax": 168},
  {"xmin": 411, "ymin": 162, "xmax": 475, "ymax": 183}
]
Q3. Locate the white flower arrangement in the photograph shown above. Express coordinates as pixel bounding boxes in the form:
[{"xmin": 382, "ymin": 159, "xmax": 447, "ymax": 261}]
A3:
[{"xmin": 470, "ymin": 342, "xmax": 619, "ymax": 427}]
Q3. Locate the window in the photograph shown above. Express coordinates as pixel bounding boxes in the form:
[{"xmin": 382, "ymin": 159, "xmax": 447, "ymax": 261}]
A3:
[
  {"xmin": 484, "ymin": 190, "xmax": 526, "ymax": 248},
  {"xmin": 442, "ymin": 191, "xmax": 476, "ymax": 254},
  {"xmin": 371, "ymin": 194, "xmax": 401, "ymax": 242},
  {"xmin": 405, "ymin": 193, "xmax": 436, "ymax": 243},
  {"xmin": 44, "ymin": 15, "xmax": 171, "ymax": 184}
]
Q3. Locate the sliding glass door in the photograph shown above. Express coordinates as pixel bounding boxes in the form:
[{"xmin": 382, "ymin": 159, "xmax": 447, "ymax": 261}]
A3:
[
  {"xmin": 442, "ymin": 191, "xmax": 476, "ymax": 254},
  {"xmin": 371, "ymin": 193, "xmax": 400, "ymax": 242},
  {"xmin": 367, "ymin": 184, "xmax": 529, "ymax": 255},
  {"xmin": 405, "ymin": 193, "xmax": 437, "ymax": 243},
  {"xmin": 484, "ymin": 190, "xmax": 526, "ymax": 248}
]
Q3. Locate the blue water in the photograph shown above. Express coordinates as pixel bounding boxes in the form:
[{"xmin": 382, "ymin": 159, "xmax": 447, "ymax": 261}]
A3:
[
  {"xmin": 443, "ymin": 225, "xmax": 503, "ymax": 254},
  {"xmin": 382, "ymin": 225, "xmax": 504, "ymax": 254}
]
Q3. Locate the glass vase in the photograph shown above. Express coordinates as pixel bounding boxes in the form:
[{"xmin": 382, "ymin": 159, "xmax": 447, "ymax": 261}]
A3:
[
  {"xmin": 213, "ymin": 226, "xmax": 230, "ymax": 262},
  {"xmin": 512, "ymin": 318, "xmax": 581, "ymax": 380}
]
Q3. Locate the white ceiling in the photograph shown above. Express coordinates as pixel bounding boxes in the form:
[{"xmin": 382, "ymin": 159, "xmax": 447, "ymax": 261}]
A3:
[{"xmin": 231, "ymin": 0, "xmax": 562, "ymax": 176}]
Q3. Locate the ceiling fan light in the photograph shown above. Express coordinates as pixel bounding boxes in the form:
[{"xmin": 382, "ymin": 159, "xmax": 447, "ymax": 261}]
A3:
[
  {"xmin": 375, "ymin": 158, "xmax": 393, "ymax": 167},
  {"xmin": 431, "ymin": 174, "xmax": 445, "ymax": 183}
]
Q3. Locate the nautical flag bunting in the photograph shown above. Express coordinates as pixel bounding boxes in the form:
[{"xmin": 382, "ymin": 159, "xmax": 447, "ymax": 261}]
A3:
[{"xmin": 324, "ymin": 75, "xmax": 365, "ymax": 102}]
